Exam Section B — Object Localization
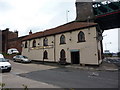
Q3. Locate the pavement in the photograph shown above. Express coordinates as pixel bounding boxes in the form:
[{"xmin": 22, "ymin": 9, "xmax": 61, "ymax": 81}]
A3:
[
  {"xmin": 2, "ymin": 73, "xmax": 60, "ymax": 88},
  {"xmin": 65, "ymin": 62, "xmax": 119, "ymax": 71},
  {"xmin": 31, "ymin": 60, "xmax": 119, "ymax": 71}
]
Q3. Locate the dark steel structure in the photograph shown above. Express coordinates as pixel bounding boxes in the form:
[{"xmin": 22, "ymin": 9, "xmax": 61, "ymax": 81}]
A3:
[
  {"xmin": 93, "ymin": 1, "xmax": 120, "ymax": 30},
  {"xmin": 76, "ymin": 0, "xmax": 120, "ymax": 30}
]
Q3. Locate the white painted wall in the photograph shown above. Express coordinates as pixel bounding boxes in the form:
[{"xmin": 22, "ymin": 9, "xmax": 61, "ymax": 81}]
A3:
[{"xmin": 22, "ymin": 27, "xmax": 102, "ymax": 65}]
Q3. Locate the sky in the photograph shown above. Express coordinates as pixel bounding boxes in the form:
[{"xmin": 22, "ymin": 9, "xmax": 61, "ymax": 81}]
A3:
[
  {"xmin": 0, "ymin": 0, "xmax": 119, "ymax": 53},
  {"xmin": 0, "ymin": 0, "xmax": 76, "ymax": 36},
  {"xmin": 103, "ymin": 28, "xmax": 119, "ymax": 53}
]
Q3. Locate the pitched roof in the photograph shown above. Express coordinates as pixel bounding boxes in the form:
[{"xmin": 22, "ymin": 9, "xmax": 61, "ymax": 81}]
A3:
[{"xmin": 22, "ymin": 21, "xmax": 97, "ymax": 41}]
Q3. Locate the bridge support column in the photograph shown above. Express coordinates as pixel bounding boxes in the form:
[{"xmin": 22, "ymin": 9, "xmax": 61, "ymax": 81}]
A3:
[{"xmin": 75, "ymin": 1, "xmax": 95, "ymax": 22}]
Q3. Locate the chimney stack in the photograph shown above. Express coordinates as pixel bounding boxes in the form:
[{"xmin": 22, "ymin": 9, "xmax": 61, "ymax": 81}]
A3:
[
  {"xmin": 6, "ymin": 28, "xmax": 9, "ymax": 31},
  {"xmin": 14, "ymin": 30, "xmax": 18, "ymax": 37},
  {"xmin": 29, "ymin": 30, "xmax": 32, "ymax": 35}
]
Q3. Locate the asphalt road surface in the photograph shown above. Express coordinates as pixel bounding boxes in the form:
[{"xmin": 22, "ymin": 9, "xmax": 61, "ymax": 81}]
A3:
[
  {"xmin": 1, "ymin": 60, "xmax": 59, "ymax": 88},
  {"xmin": 19, "ymin": 67, "xmax": 118, "ymax": 88},
  {"xmin": 1, "ymin": 60, "xmax": 119, "ymax": 88}
]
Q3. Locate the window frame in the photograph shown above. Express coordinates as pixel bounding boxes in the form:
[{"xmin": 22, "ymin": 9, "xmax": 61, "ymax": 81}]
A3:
[
  {"xmin": 25, "ymin": 41, "xmax": 28, "ymax": 48},
  {"xmin": 60, "ymin": 49, "xmax": 66, "ymax": 59},
  {"xmin": 32, "ymin": 40, "xmax": 36, "ymax": 48},
  {"xmin": 78, "ymin": 31, "xmax": 86, "ymax": 43},
  {"xmin": 43, "ymin": 38, "xmax": 48, "ymax": 46},
  {"xmin": 60, "ymin": 34, "xmax": 66, "ymax": 44},
  {"xmin": 43, "ymin": 50, "xmax": 48, "ymax": 59}
]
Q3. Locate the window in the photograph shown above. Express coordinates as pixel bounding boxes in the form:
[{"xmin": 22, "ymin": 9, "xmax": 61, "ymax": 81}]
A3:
[
  {"xmin": 78, "ymin": 31, "xmax": 85, "ymax": 42},
  {"xmin": 25, "ymin": 41, "xmax": 27, "ymax": 48},
  {"xmin": 43, "ymin": 38, "xmax": 48, "ymax": 46},
  {"xmin": 60, "ymin": 35, "xmax": 66, "ymax": 44},
  {"xmin": 32, "ymin": 40, "xmax": 36, "ymax": 47},
  {"xmin": 43, "ymin": 50, "xmax": 48, "ymax": 59},
  {"xmin": 59, "ymin": 49, "xmax": 66, "ymax": 64},
  {"xmin": 60, "ymin": 49, "xmax": 66, "ymax": 59}
]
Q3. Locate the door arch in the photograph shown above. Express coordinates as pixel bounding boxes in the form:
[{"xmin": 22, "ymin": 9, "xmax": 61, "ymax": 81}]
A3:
[
  {"xmin": 43, "ymin": 50, "xmax": 48, "ymax": 59},
  {"xmin": 59, "ymin": 49, "xmax": 66, "ymax": 64}
]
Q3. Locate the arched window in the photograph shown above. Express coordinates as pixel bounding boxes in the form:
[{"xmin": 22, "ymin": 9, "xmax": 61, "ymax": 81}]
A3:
[
  {"xmin": 60, "ymin": 35, "xmax": 66, "ymax": 44},
  {"xmin": 78, "ymin": 31, "xmax": 85, "ymax": 42},
  {"xmin": 43, "ymin": 38, "xmax": 48, "ymax": 46},
  {"xmin": 25, "ymin": 41, "xmax": 27, "ymax": 48},
  {"xmin": 32, "ymin": 40, "xmax": 36, "ymax": 47},
  {"xmin": 43, "ymin": 50, "xmax": 48, "ymax": 59},
  {"xmin": 60, "ymin": 49, "xmax": 66, "ymax": 59}
]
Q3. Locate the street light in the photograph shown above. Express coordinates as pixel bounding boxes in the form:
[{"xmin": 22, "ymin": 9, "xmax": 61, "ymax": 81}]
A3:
[{"xmin": 66, "ymin": 10, "xmax": 69, "ymax": 23}]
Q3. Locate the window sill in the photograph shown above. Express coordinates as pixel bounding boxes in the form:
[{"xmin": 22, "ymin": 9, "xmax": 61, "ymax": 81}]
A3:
[
  {"xmin": 43, "ymin": 58, "xmax": 48, "ymax": 59},
  {"xmin": 60, "ymin": 43, "xmax": 66, "ymax": 45},
  {"xmin": 77, "ymin": 41, "xmax": 86, "ymax": 43}
]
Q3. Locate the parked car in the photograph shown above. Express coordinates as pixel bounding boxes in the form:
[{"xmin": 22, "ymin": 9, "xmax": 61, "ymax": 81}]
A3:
[
  {"xmin": 13, "ymin": 55, "xmax": 31, "ymax": 63},
  {"xmin": 7, "ymin": 48, "xmax": 19, "ymax": 54},
  {"xmin": 0, "ymin": 54, "xmax": 11, "ymax": 72}
]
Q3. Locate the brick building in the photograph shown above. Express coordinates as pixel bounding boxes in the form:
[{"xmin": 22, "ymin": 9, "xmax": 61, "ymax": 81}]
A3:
[{"xmin": 0, "ymin": 28, "xmax": 26, "ymax": 54}]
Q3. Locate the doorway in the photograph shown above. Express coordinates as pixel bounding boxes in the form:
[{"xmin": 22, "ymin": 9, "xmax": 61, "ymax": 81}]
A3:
[
  {"xmin": 59, "ymin": 49, "xmax": 66, "ymax": 64},
  {"xmin": 71, "ymin": 51, "xmax": 80, "ymax": 64}
]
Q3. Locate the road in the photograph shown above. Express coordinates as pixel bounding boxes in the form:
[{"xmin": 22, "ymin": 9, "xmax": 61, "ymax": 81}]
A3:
[
  {"xmin": 1, "ymin": 60, "xmax": 119, "ymax": 88},
  {"xmin": 1, "ymin": 60, "xmax": 59, "ymax": 88}
]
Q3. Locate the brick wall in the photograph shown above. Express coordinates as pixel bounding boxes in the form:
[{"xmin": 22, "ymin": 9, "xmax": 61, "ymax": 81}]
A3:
[
  {"xmin": 8, "ymin": 31, "xmax": 18, "ymax": 40},
  {"xmin": 8, "ymin": 38, "xmax": 22, "ymax": 53},
  {"xmin": 1, "ymin": 28, "xmax": 21, "ymax": 53}
]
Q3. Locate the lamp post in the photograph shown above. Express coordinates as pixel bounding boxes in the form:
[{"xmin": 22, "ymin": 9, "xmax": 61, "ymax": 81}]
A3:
[{"xmin": 66, "ymin": 10, "xmax": 69, "ymax": 23}]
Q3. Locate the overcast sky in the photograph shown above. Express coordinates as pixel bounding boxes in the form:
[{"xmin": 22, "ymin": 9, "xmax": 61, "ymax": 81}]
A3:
[
  {"xmin": 103, "ymin": 28, "xmax": 119, "ymax": 53},
  {"xmin": 0, "ymin": 0, "xmax": 76, "ymax": 36},
  {"xmin": 0, "ymin": 0, "xmax": 119, "ymax": 53}
]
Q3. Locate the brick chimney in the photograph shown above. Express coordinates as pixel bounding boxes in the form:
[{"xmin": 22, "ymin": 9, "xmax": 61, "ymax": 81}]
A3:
[
  {"xmin": 29, "ymin": 30, "xmax": 32, "ymax": 35},
  {"xmin": 5, "ymin": 28, "xmax": 9, "ymax": 31},
  {"xmin": 14, "ymin": 30, "xmax": 18, "ymax": 37}
]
